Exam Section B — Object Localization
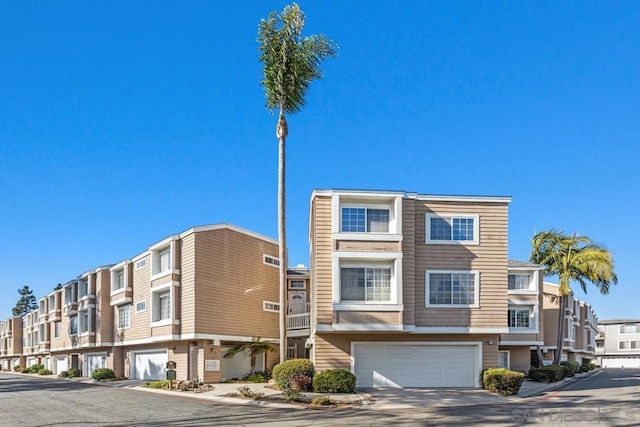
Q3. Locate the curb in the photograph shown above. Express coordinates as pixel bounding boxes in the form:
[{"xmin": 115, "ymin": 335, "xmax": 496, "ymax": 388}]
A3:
[{"xmin": 517, "ymin": 369, "xmax": 602, "ymax": 398}]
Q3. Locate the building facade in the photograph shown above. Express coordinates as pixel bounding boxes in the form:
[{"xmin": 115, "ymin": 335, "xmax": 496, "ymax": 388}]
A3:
[{"xmin": 596, "ymin": 319, "xmax": 640, "ymax": 368}]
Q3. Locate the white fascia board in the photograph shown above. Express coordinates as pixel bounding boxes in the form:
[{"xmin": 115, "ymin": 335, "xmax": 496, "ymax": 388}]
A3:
[
  {"xmin": 499, "ymin": 341, "xmax": 544, "ymax": 346},
  {"xmin": 179, "ymin": 223, "xmax": 277, "ymax": 245},
  {"xmin": 410, "ymin": 327, "xmax": 509, "ymax": 334},
  {"xmin": 312, "ymin": 189, "xmax": 406, "ymax": 199},
  {"xmin": 414, "ymin": 194, "xmax": 512, "ymax": 203}
]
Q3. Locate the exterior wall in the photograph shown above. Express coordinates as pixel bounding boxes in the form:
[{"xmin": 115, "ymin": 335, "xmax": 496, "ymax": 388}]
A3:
[{"xmin": 500, "ymin": 346, "xmax": 530, "ymax": 373}]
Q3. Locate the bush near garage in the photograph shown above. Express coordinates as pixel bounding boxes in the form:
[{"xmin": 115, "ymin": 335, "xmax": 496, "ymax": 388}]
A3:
[
  {"xmin": 67, "ymin": 368, "xmax": 82, "ymax": 378},
  {"xmin": 272, "ymin": 358, "xmax": 314, "ymax": 390},
  {"xmin": 528, "ymin": 365, "xmax": 567, "ymax": 383},
  {"xmin": 13, "ymin": 365, "xmax": 21, "ymax": 372},
  {"xmin": 59, "ymin": 370, "xmax": 70, "ymax": 378},
  {"xmin": 27, "ymin": 364, "xmax": 44, "ymax": 374},
  {"xmin": 312, "ymin": 369, "xmax": 357, "ymax": 393},
  {"xmin": 92, "ymin": 368, "xmax": 116, "ymax": 381},
  {"xmin": 38, "ymin": 369, "xmax": 53, "ymax": 375},
  {"xmin": 560, "ymin": 361, "xmax": 581, "ymax": 377},
  {"xmin": 482, "ymin": 368, "xmax": 525, "ymax": 396}
]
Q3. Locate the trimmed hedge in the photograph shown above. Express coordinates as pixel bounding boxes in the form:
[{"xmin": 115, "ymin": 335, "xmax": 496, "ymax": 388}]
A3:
[
  {"xmin": 528, "ymin": 365, "xmax": 567, "ymax": 383},
  {"xmin": 482, "ymin": 368, "xmax": 525, "ymax": 396},
  {"xmin": 38, "ymin": 368, "xmax": 53, "ymax": 375},
  {"xmin": 272, "ymin": 358, "xmax": 314, "ymax": 390},
  {"xmin": 68, "ymin": 368, "xmax": 82, "ymax": 378},
  {"xmin": 560, "ymin": 361, "xmax": 580, "ymax": 377},
  {"xmin": 313, "ymin": 369, "xmax": 356, "ymax": 393},
  {"xmin": 28, "ymin": 364, "xmax": 45, "ymax": 374},
  {"xmin": 92, "ymin": 368, "xmax": 116, "ymax": 381}
]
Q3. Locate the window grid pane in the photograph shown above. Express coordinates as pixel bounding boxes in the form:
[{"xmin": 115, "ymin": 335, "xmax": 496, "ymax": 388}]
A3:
[
  {"xmin": 341, "ymin": 208, "xmax": 366, "ymax": 232},
  {"xmin": 429, "ymin": 273, "xmax": 475, "ymax": 305},
  {"xmin": 508, "ymin": 274, "xmax": 531, "ymax": 290},
  {"xmin": 159, "ymin": 292, "xmax": 171, "ymax": 320},
  {"xmin": 340, "ymin": 267, "xmax": 391, "ymax": 302},
  {"xmin": 452, "ymin": 218, "xmax": 474, "ymax": 241},
  {"xmin": 430, "ymin": 218, "xmax": 452, "ymax": 241},
  {"xmin": 367, "ymin": 209, "xmax": 390, "ymax": 232}
]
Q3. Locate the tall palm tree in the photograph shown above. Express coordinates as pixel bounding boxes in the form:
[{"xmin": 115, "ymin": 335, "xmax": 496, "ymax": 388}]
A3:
[
  {"xmin": 530, "ymin": 230, "xmax": 617, "ymax": 365},
  {"xmin": 223, "ymin": 337, "xmax": 277, "ymax": 374},
  {"xmin": 258, "ymin": 3, "xmax": 337, "ymax": 363}
]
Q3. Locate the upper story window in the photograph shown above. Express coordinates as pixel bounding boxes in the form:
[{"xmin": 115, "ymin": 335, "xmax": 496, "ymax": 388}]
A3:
[
  {"xmin": 619, "ymin": 341, "xmax": 640, "ymax": 350},
  {"xmin": 69, "ymin": 316, "xmax": 78, "ymax": 336},
  {"xmin": 48, "ymin": 295, "xmax": 56, "ymax": 312},
  {"xmin": 151, "ymin": 284, "xmax": 174, "ymax": 327},
  {"xmin": 340, "ymin": 265, "xmax": 391, "ymax": 302},
  {"xmin": 619, "ymin": 323, "xmax": 640, "ymax": 334},
  {"xmin": 508, "ymin": 308, "xmax": 531, "ymax": 328},
  {"xmin": 38, "ymin": 324, "xmax": 45, "ymax": 342},
  {"xmin": 79, "ymin": 308, "xmax": 90, "ymax": 334},
  {"xmin": 289, "ymin": 280, "xmax": 306, "ymax": 289},
  {"xmin": 426, "ymin": 271, "xmax": 479, "ymax": 307},
  {"xmin": 263, "ymin": 254, "xmax": 280, "ymax": 267},
  {"xmin": 567, "ymin": 317, "xmax": 575, "ymax": 341},
  {"xmin": 341, "ymin": 207, "xmax": 390, "ymax": 233},
  {"xmin": 111, "ymin": 268, "xmax": 125, "ymax": 292},
  {"xmin": 78, "ymin": 278, "xmax": 89, "ymax": 299},
  {"xmin": 136, "ymin": 300, "xmax": 146, "ymax": 313},
  {"xmin": 38, "ymin": 301, "xmax": 46, "ymax": 316},
  {"xmin": 117, "ymin": 305, "xmax": 131, "ymax": 329},
  {"xmin": 135, "ymin": 258, "xmax": 147, "ymax": 270},
  {"xmin": 426, "ymin": 214, "xmax": 479, "ymax": 244},
  {"xmin": 53, "ymin": 322, "xmax": 60, "ymax": 339},
  {"xmin": 64, "ymin": 284, "xmax": 77, "ymax": 306},
  {"xmin": 150, "ymin": 238, "xmax": 178, "ymax": 279},
  {"xmin": 158, "ymin": 248, "xmax": 171, "ymax": 273},
  {"xmin": 508, "ymin": 274, "xmax": 531, "ymax": 290}
]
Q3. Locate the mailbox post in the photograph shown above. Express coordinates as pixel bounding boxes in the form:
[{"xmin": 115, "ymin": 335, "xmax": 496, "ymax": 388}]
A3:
[{"xmin": 166, "ymin": 360, "xmax": 177, "ymax": 389}]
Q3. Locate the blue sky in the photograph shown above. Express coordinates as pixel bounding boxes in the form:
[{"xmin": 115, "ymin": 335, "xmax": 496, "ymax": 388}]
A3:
[{"xmin": 1, "ymin": 2, "xmax": 638, "ymax": 320}]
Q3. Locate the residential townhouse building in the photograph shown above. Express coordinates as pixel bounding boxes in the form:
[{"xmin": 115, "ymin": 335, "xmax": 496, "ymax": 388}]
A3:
[
  {"xmin": 541, "ymin": 282, "xmax": 598, "ymax": 365},
  {"xmin": 498, "ymin": 261, "xmax": 544, "ymax": 373},
  {"xmin": 285, "ymin": 265, "xmax": 311, "ymax": 360},
  {"xmin": 595, "ymin": 319, "xmax": 640, "ymax": 368},
  {"xmin": 308, "ymin": 189, "xmax": 513, "ymax": 388},
  {"xmin": 2, "ymin": 224, "xmax": 284, "ymax": 383},
  {"xmin": 0, "ymin": 317, "xmax": 23, "ymax": 370}
]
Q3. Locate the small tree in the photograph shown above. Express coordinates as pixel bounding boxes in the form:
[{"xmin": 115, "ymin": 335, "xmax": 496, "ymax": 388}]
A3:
[
  {"xmin": 223, "ymin": 337, "xmax": 277, "ymax": 374},
  {"xmin": 12, "ymin": 285, "xmax": 38, "ymax": 316},
  {"xmin": 53, "ymin": 283, "xmax": 63, "ymax": 290}
]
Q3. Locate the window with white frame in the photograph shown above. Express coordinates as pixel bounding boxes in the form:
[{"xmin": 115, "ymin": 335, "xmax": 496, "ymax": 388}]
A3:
[
  {"xmin": 69, "ymin": 316, "xmax": 78, "ymax": 336},
  {"xmin": 79, "ymin": 309, "xmax": 90, "ymax": 334},
  {"xmin": 426, "ymin": 214, "xmax": 479, "ymax": 244},
  {"xmin": 289, "ymin": 280, "xmax": 306, "ymax": 289},
  {"xmin": 39, "ymin": 324, "xmax": 45, "ymax": 342},
  {"xmin": 263, "ymin": 254, "xmax": 280, "ymax": 267},
  {"xmin": 426, "ymin": 271, "xmax": 478, "ymax": 306},
  {"xmin": 135, "ymin": 258, "xmax": 146, "ymax": 270},
  {"xmin": 567, "ymin": 317, "xmax": 575, "ymax": 341},
  {"xmin": 151, "ymin": 287, "xmax": 172, "ymax": 325},
  {"xmin": 78, "ymin": 279, "xmax": 89, "ymax": 299},
  {"xmin": 48, "ymin": 295, "xmax": 56, "ymax": 312},
  {"xmin": 111, "ymin": 268, "xmax": 125, "ymax": 292},
  {"xmin": 619, "ymin": 341, "xmax": 640, "ymax": 350},
  {"xmin": 64, "ymin": 284, "xmax": 76, "ymax": 305},
  {"xmin": 508, "ymin": 308, "xmax": 531, "ymax": 328},
  {"xmin": 38, "ymin": 301, "xmax": 45, "ymax": 316},
  {"xmin": 619, "ymin": 323, "xmax": 640, "ymax": 334},
  {"xmin": 136, "ymin": 300, "xmax": 146, "ymax": 313},
  {"xmin": 117, "ymin": 305, "xmax": 131, "ymax": 329},
  {"xmin": 340, "ymin": 265, "xmax": 391, "ymax": 302},
  {"xmin": 508, "ymin": 274, "xmax": 532, "ymax": 290},
  {"xmin": 151, "ymin": 242, "xmax": 174, "ymax": 277},
  {"xmin": 340, "ymin": 206, "xmax": 390, "ymax": 233},
  {"xmin": 263, "ymin": 301, "xmax": 280, "ymax": 312},
  {"xmin": 53, "ymin": 321, "xmax": 60, "ymax": 339}
]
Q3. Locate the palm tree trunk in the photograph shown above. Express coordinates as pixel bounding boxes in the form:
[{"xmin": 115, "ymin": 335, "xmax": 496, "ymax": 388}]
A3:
[
  {"xmin": 554, "ymin": 295, "xmax": 566, "ymax": 365},
  {"xmin": 276, "ymin": 110, "xmax": 288, "ymax": 364}
]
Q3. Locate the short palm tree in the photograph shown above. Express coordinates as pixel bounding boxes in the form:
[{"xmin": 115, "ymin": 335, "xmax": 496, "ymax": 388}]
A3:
[
  {"xmin": 530, "ymin": 230, "xmax": 617, "ymax": 365},
  {"xmin": 223, "ymin": 337, "xmax": 277, "ymax": 374},
  {"xmin": 258, "ymin": 3, "xmax": 337, "ymax": 362}
]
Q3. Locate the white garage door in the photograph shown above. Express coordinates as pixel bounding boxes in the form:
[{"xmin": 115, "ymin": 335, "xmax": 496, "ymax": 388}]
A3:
[
  {"xmin": 132, "ymin": 350, "xmax": 167, "ymax": 380},
  {"xmin": 353, "ymin": 343, "xmax": 480, "ymax": 388},
  {"xmin": 56, "ymin": 356, "xmax": 68, "ymax": 374},
  {"xmin": 601, "ymin": 357, "xmax": 640, "ymax": 369},
  {"xmin": 85, "ymin": 354, "xmax": 107, "ymax": 377},
  {"xmin": 220, "ymin": 346, "xmax": 265, "ymax": 380}
]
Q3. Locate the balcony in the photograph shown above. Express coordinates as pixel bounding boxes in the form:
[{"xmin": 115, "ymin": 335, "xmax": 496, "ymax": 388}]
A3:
[
  {"xmin": 287, "ymin": 312, "xmax": 310, "ymax": 337},
  {"xmin": 63, "ymin": 302, "xmax": 78, "ymax": 316}
]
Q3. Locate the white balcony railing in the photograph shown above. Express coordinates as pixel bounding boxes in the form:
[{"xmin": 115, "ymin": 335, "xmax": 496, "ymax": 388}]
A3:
[{"xmin": 287, "ymin": 313, "xmax": 310, "ymax": 330}]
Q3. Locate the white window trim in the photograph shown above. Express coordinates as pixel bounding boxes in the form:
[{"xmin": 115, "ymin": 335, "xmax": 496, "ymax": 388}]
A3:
[
  {"xmin": 117, "ymin": 304, "xmax": 131, "ymax": 330},
  {"xmin": 331, "ymin": 194, "xmax": 403, "ymax": 242},
  {"xmin": 135, "ymin": 257, "xmax": 147, "ymax": 270},
  {"xmin": 263, "ymin": 254, "xmax": 280, "ymax": 268},
  {"xmin": 150, "ymin": 237, "xmax": 180, "ymax": 281},
  {"xmin": 150, "ymin": 281, "xmax": 179, "ymax": 328},
  {"xmin": 618, "ymin": 340, "xmax": 640, "ymax": 351},
  {"xmin": 507, "ymin": 304, "xmax": 539, "ymax": 333},
  {"xmin": 110, "ymin": 261, "xmax": 130, "ymax": 295},
  {"xmin": 507, "ymin": 270, "xmax": 539, "ymax": 294},
  {"xmin": 331, "ymin": 251, "xmax": 403, "ymax": 310},
  {"xmin": 619, "ymin": 324, "xmax": 640, "ymax": 335},
  {"xmin": 425, "ymin": 270, "xmax": 480, "ymax": 308},
  {"xmin": 263, "ymin": 301, "xmax": 280, "ymax": 313},
  {"xmin": 136, "ymin": 300, "xmax": 147, "ymax": 314},
  {"xmin": 288, "ymin": 280, "xmax": 306, "ymax": 290},
  {"xmin": 425, "ymin": 213, "xmax": 480, "ymax": 245}
]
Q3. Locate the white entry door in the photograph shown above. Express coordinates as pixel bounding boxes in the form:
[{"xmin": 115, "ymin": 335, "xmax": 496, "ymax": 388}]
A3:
[
  {"xmin": 497, "ymin": 351, "xmax": 510, "ymax": 369},
  {"xmin": 288, "ymin": 292, "xmax": 306, "ymax": 314},
  {"xmin": 56, "ymin": 356, "xmax": 68, "ymax": 374}
]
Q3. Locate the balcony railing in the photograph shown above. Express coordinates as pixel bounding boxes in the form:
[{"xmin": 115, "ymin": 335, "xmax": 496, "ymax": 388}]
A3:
[{"xmin": 287, "ymin": 313, "xmax": 310, "ymax": 330}]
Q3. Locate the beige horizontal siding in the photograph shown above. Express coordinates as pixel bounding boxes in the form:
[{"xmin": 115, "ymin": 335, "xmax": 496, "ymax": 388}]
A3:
[
  {"xmin": 335, "ymin": 311, "xmax": 401, "ymax": 324},
  {"xmin": 336, "ymin": 241, "xmax": 401, "ymax": 252}
]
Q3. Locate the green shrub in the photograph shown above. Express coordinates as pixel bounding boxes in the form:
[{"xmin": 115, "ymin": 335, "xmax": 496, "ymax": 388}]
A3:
[
  {"xmin": 28, "ymin": 364, "xmax": 45, "ymax": 374},
  {"xmin": 528, "ymin": 365, "xmax": 567, "ymax": 383},
  {"xmin": 145, "ymin": 380, "xmax": 170, "ymax": 389},
  {"xmin": 578, "ymin": 364, "xmax": 588, "ymax": 373},
  {"xmin": 92, "ymin": 368, "xmax": 116, "ymax": 381},
  {"xmin": 59, "ymin": 370, "xmax": 69, "ymax": 378},
  {"xmin": 20, "ymin": 368, "xmax": 30, "ymax": 374},
  {"xmin": 313, "ymin": 369, "xmax": 357, "ymax": 393},
  {"xmin": 38, "ymin": 368, "xmax": 53, "ymax": 375},
  {"xmin": 482, "ymin": 368, "xmax": 525, "ymax": 396},
  {"xmin": 236, "ymin": 386, "xmax": 265, "ymax": 399},
  {"xmin": 560, "ymin": 361, "xmax": 580, "ymax": 377},
  {"xmin": 272, "ymin": 358, "xmax": 314, "ymax": 390},
  {"xmin": 241, "ymin": 371, "xmax": 271, "ymax": 383},
  {"xmin": 588, "ymin": 363, "xmax": 596, "ymax": 370},
  {"xmin": 13, "ymin": 365, "xmax": 21, "ymax": 372},
  {"xmin": 67, "ymin": 368, "xmax": 82, "ymax": 378}
]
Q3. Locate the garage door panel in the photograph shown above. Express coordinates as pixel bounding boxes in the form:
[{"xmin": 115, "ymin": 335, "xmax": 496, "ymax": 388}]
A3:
[
  {"xmin": 133, "ymin": 351, "xmax": 167, "ymax": 380},
  {"xmin": 601, "ymin": 357, "xmax": 640, "ymax": 368},
  {"xmin": 354, "ymin": 343, "xmax": 478, "ymax": 388}
]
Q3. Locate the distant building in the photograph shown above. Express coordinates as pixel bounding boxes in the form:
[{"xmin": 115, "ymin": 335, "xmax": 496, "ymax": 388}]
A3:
[{"xmin": 596, "ymin": 319, "xmax": 640, "ymax": 368}]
